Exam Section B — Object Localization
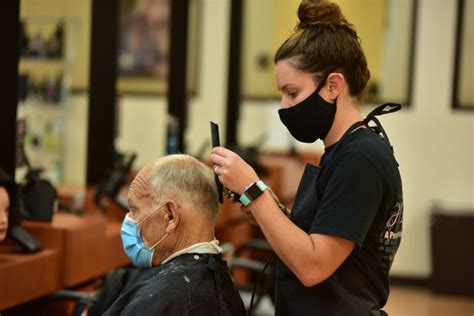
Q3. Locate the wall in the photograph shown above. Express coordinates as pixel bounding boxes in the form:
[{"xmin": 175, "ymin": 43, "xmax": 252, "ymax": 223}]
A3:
[{"xmin": 386, "ymin": 0, "xmax": 473, "ymax": 277}]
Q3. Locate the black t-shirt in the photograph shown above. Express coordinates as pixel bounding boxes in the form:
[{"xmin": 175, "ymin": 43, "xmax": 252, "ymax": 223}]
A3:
[
  {"xmin": 104, "ymin": 253, "xmax": 246, "ymax": 316},
  {"xmin": 275, "ymin": 128, "xmax": 403, "ymax": 316}
]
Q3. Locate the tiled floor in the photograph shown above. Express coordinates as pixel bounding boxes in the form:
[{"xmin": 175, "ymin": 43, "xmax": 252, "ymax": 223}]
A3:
[
  {"xmin": 385, "ymin": 285, "xmax": 474, "ymax": 316},
  {"xmin": 240, "ymin": 285, "xmax": 474, "ymax": 315}
]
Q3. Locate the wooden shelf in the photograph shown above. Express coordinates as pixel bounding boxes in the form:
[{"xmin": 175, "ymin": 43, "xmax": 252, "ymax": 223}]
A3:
[
  {"xmin": 19, "ymin": 58, "xmax": 65, "ymax": 78},
  {"xmin": 0, "ymin": 210, "xmax": 132, "ymax": 311},
  {"xmin": 0, "ymin": 249, "xmax": 59, "ymax": 310},
  {"xmin": 23, "ymin": 212, "xmax": 131, "ymax": 288}
]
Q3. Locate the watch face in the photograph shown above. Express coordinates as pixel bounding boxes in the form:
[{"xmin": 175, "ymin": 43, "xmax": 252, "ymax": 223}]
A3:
[{"xmin": 245, "ymin": 183, "xmax": 263, "ymax": 200}]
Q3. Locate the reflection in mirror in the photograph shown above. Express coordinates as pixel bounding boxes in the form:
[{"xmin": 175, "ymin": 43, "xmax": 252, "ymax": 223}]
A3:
[
  {"xmin": 116, "ymin": 0, "xmax": 200, "ymax": 95},
  {"xmin": 17, "ymin": 0, "xmax": 90, "ymax": 190},
  {"xmin": 117, "ymin": 0, "xmax": 170, "ymax": 95},
  {"xmin": 242, "ymin": 0, "xmax": 417, "ymax": 106},
  {"xmin": 341, "ymin": 0, "xmax": 417, "ymax": 105},
  {"xmin": 114, "ymin": 0, "xmax": 172, "ymax": 169},
  {"xmin": 453, "ymin": 0, "xmax": 474, "ymax": 109},
  {"xmin": 115, "ymin": 0, "xmax": 202, "ymax": 169}
]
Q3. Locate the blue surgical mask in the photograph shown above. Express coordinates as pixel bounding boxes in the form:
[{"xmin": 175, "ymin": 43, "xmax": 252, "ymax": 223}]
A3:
[{"xmin": 121, "ymin": 208, "xmax": 169, "ymax": 268}]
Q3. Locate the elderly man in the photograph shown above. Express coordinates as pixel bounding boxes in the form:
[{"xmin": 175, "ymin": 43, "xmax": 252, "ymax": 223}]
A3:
[{"xmin": 104, "ymin": 154, "xmax": 245, "ymax": 315}]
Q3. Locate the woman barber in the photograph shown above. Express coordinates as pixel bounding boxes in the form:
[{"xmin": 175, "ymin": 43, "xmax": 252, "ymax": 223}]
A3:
[{"xmin": 210, "ymin": 0, "xmax": 403, "ymax": 314}]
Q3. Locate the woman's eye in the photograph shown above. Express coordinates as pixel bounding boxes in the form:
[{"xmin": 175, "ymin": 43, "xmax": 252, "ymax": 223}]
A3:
[{"xmin": 288, "ymin": 92, "xmax": 297, "ymax": 98}]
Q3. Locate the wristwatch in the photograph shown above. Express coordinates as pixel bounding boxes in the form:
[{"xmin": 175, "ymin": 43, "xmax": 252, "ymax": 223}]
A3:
[{"xmin": 239, "ymin": 180, "xmax": 267, "ymax": 206}]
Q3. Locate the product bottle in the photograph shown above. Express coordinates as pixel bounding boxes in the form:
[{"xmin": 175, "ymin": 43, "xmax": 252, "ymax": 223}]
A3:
[{"xmin": 166, "ymin": 115, "xmax": 179, "ymax": 154}]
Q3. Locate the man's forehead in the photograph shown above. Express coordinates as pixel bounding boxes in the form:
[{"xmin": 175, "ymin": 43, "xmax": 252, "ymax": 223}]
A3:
[{"xmin": 128, "ymin": 174, "xmax": 151, "ymax": 204}]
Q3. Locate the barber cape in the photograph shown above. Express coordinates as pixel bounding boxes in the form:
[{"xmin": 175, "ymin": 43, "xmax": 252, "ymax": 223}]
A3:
[{"xmin": 103, "ymin": 241, "xmax": 245, "ymax": 316}]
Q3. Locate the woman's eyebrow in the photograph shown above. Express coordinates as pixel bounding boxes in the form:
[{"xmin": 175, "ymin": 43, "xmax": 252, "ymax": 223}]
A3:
[{"xmin": 278, "ymin": 83, "xmax": 292, "ymax": 91}]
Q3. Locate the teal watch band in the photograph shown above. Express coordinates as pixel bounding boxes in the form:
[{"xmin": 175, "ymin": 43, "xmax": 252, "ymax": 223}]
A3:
[
  {"xmin": 239, "ymin": 180, "xmax": 267, "ymax": 206},
  {"xmin": 239, "ymin": 194, "xmax": 252, "ymax": 206}
]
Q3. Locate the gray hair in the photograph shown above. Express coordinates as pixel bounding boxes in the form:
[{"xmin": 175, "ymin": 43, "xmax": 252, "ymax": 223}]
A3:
[{"xmin": 149, "ymin": 154, "xmax": 219, "ymax": 220}]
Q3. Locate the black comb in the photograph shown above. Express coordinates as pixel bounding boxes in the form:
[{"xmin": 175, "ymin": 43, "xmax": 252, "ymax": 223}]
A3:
[{"xmin": 210, "ymin": 122, "xmax": 224, "ymax": 203}]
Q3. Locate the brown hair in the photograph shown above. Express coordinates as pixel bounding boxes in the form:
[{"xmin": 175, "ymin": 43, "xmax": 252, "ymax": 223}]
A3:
[{"xmin": 274, "ymin": 0, "xmax": 370, "ymax": 99}]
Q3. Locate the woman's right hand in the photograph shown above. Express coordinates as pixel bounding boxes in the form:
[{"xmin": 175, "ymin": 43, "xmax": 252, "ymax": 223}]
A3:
[{"xmin": 210, "ymin": 147, "xmax": 260, "ymax": 194}]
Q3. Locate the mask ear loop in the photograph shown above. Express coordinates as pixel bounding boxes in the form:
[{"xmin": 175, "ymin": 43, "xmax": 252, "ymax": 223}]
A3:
[
  {"xmin": 147, "ymin": 232, "xmax": 169, "ymax": 267},
  {"xmin": 138, "ymin": 204, "xmax": 166, "ymax": 225},
  {"xmin": 150, "ymin": 232, "xmax": 169, "ymax": 249},
  {"xmin": 315, "ymin": 71, "xmax": 333, "ymax": 94},
  {"xmin": 138, "ymin": 204, "xmax": 169, "ymax": 251},
  {"xmin": 315, "ymin": 72, "xmax": 340, "ymax": 105}
]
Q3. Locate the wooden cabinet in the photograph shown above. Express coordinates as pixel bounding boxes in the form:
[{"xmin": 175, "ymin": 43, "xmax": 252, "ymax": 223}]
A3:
[
  {"xmin": 23, "ymin": 213, "xmax": 107, "ymax": 287},
  {"xmin": 23, "ymin": 212, "xmax": 130, "ymax": 288},
  {"xmin": 0, "ymin": 211, "xmax": 130, "ymax": 311},
  {"xmin": 0, "ymin": 249, "xmax": 59, "ymax": 310}
]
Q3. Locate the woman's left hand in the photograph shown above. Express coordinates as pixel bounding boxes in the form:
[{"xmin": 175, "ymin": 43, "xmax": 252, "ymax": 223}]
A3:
[
  {"xmin": 210, "ymin": 147, "xmax": 259, "ymax": 194},
  {"xmin": 241, "ymin": 205, "xmax": 258, "ymax": 226}
]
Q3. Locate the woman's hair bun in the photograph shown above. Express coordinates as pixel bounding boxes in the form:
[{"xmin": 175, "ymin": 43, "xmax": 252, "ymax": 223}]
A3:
[{"xmin": 297, "ymin": 0, "xmax": 352, "ymax": 32}]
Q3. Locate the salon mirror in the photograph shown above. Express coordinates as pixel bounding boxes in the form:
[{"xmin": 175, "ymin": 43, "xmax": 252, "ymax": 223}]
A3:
[
  {"xmin": 452, "ymin": 0, "xmax": 474, "ymax": 110},
  {"xmin": 17, "ymin": 0, "xmax": 90, "ymax": 208},
  {"xmin": 241, "ymin": 0, "xmax": 418, "ymax": 106}
]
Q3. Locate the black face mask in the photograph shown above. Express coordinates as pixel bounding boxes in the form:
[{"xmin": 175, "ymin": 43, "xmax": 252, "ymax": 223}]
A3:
[{"xmin": 278, "ymin": 77, "xmax": 337, "ymax": 143}]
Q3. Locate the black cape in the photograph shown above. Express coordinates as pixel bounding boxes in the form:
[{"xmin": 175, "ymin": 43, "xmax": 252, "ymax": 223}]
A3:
[{"xmin": 103, "ymin": 253, "xmax": 245, "ymax": 316}]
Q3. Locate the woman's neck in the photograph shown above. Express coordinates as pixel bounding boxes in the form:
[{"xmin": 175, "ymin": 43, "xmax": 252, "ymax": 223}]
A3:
[{"xmin": 323, "ymin": 98, "xmax": 363, "ymax": 148}]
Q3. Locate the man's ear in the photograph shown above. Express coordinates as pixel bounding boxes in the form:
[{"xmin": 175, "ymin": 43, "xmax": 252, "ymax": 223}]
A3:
[
  {"xmin": 326, "ymin": 73, "xmax": 345, "ymax": 101},
  {"xmin": 164, "ymin": 200, "xmax": 180, "ymax": 234}
]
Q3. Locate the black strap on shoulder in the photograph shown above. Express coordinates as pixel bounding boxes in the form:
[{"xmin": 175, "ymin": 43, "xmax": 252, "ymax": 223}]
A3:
[
  {"xmin": 365, "ymin": 103, "xmax": 401, "ymax": 118},
  {"xmin": 363, "ymin": 103, "xmax": 401, "ymax": 152},
  {"xmin": 321, "ymin": 103, "xmax": 401, "ymax": 166}
]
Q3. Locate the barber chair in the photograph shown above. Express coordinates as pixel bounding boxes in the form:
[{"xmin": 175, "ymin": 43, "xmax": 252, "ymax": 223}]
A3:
[
  {"xmin": 94, "ymin": 151, "xmax": 136, "ymax": 212},
  {"xmin": 230, "ymin": 239, "xmax": 275, "ymax": 314},
  {"xmin": 42, "ymin": 266, "xmax": 140, "ymax": 316}
]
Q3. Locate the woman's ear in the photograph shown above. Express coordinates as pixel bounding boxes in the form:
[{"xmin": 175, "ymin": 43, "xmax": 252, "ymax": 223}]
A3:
[
  {"xmin": 327, "ymin": 73, "xmax": 345, "ymax": 101},
  {"xmin": 164, "ymin": 200, "xmax": 180, "ymax": 234}
]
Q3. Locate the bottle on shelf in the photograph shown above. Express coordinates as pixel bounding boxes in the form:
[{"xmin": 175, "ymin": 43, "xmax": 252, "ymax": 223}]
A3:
[
  {"xmin": 166, "ymin": 115, "xmax": 179, "ymax": 154},
  {"xmin": 47, "ymin": 20, "xmax": 64, "ymax": 59},
  {"xmin": 18, "ymin": 73, "xmax": 29, "ymax": 102},
  {"xmin": 28, "ymin": 32, "xmax": 46, "ymax": 58},
  {"xmin": 19, "ymin": 20, "xmax": 30, "ymax": 57}
]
